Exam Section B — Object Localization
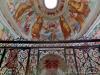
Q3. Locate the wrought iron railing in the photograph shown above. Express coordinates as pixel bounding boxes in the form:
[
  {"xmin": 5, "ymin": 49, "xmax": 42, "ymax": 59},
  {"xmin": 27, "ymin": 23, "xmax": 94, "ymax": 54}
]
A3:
[{"xmin": 0, "ymin": 39, "xmax": 100, "ymax": 75}]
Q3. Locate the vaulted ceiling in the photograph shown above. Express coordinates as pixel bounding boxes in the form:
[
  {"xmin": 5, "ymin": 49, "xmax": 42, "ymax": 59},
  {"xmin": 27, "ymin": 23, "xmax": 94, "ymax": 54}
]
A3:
[{"xmin": 0, "ymin": 0, "xmax": 100, "ymax": 41}]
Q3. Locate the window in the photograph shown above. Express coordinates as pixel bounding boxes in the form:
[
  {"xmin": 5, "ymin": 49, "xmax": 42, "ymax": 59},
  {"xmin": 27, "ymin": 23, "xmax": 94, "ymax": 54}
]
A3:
[{"xmin": 44, "ymin": 0, "xmax": 58, "ymax": 9}]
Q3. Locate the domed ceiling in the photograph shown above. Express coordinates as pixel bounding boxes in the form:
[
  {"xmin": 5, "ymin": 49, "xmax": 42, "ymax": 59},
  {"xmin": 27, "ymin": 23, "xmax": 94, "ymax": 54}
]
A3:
[{"xmin": 0, "ymin": 0, "xmax": 100, "ymax": 41}]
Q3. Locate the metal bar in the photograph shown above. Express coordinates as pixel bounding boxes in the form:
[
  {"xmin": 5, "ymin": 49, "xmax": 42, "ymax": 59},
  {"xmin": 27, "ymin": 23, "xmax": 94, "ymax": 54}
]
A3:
[
  {"xmin": 0, "ymin": 39, "xmax": 99, "ymax": 43},
  {"xmin": 36, "ymin": 49, "xmax": 40, "ymax": 75},
  {"xmin": 63, "ymin": 48, "xmax": 68, "ymax": 74},
  {"xmin": 73, "ymin": 49, "xmax": 79, "ymax": 75},
  {"xmin": 98, "ymin": 45, "xmax": 100, "ymax": 53},
  {"xmin": 25, "ymin": 48, "xmax": 31, "ymax": 75},
  {"xmin": 0, "ymin": 49, "xmax": 7, "ymax": 67},
  {"xmin": 64, "ymin": 48, "xmax": 67, "ymax": 63},
  {"xmin": 87, "ymin": 53, "xmax": 93, "ymax": 75},
  {"xmin": 0, "ymin": 45, "xmax": 99, "ymax": 49}
]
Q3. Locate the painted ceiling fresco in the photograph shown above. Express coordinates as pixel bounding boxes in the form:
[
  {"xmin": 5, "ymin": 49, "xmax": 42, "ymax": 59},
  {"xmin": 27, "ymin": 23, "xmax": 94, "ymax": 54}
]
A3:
[
  {"xmin": 0, "ymin": 11, "xmax": 19, "ymax": 40},
  {"xmin": 0, "ymin": 0, "xmax": 100, "ymax": 75},
  {"xmin": 0, "ymin": 0, "xmax": 100, "ymax": 41}
]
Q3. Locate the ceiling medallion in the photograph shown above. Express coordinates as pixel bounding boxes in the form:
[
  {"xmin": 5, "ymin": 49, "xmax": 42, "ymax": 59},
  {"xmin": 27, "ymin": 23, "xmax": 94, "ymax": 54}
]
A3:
[{"xmin": 0, "ymin": 0, "xmax": 100, "ymax": 41}]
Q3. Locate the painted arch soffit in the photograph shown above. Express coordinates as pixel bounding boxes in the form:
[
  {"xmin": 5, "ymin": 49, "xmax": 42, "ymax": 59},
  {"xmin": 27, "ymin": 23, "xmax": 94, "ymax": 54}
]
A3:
[
  {"xmin": 0, "ymin": 0, "xmax": 100, "ymax": 41},
  {"xmin": 0, "ymin": 10, "xmax": 19, "ymax": 40}
]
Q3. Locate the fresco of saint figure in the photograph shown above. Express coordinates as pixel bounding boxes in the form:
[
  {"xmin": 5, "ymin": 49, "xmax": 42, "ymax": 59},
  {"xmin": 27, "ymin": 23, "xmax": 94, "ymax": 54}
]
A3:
[{"xmin": 40, "ymin": 59, "xmax": 65, "ymax": 75}]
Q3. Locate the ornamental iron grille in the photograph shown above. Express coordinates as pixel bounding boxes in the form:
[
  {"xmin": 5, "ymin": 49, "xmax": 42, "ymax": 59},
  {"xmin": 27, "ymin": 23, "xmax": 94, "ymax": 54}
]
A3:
[{"xmin": 0, "ymin": 39, "xmax": 100, "ymax": 75}]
